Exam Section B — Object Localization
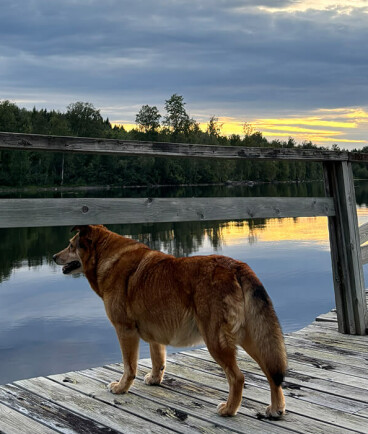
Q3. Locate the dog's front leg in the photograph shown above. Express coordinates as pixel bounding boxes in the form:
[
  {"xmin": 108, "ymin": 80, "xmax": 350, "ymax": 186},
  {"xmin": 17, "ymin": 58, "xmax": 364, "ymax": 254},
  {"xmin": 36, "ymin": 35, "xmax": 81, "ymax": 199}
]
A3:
[
  {"xmin": 108, "ymin": 325, "xmax": 140, "ymax": 394},
  {"xmin": 144, "ymin": 342, "xmax": 166, "ymax": 385}
]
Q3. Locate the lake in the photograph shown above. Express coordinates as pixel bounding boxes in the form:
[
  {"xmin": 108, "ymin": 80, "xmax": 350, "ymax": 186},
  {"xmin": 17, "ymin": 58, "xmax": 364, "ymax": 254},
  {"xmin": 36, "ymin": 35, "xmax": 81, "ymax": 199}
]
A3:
[{"xmin": 1, "ymin": 181, "xmax": 368, "ymax": 385}]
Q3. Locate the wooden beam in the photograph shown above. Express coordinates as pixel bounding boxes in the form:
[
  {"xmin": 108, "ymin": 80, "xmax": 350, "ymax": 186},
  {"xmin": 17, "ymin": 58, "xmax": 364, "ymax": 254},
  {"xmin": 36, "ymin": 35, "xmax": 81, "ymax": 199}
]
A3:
[
  {"xmin": 0, "ymin": 197, "xmax": 335, "ymax": 228},
  {"xmin": 0, "ymin": 131, "xmax": 356, "ymax": 162},
  {"xmin": 323, "ymin": 161, "xmax": 368, "ymax": 335}
]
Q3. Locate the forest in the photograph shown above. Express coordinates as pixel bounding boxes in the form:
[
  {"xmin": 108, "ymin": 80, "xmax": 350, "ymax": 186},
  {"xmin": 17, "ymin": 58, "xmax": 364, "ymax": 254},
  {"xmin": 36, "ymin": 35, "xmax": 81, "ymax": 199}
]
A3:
[{"xmin": 0, "ymin": 95, "xmax": 365, "ymax": 188}]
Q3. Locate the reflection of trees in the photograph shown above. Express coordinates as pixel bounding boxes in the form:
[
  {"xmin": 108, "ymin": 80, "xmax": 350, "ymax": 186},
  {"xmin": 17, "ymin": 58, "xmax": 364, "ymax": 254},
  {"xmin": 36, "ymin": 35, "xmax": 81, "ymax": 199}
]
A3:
[
  {"xmin": 111, "ymin": 218, "xmax": 269, "ymax": 257},
  {"xmin": 0, "ymin": 182, "xmax": 327, "ymax": 283},
  {"xmin": 0, "ymin": 219, "xmax": 270, "ymax": 284},
  {"xmin": 109, "ymin": 221, "xmax": 227, "ymax": 257},
  {"xmin": 0, "ymin": 226, "xmax": 72, "ymax": 283}
]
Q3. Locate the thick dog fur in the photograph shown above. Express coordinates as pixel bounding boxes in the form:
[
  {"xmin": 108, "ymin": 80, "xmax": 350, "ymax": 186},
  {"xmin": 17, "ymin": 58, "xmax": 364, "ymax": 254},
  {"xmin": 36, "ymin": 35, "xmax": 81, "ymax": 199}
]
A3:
[{"xmin": 53, "ymin": 225, "xmax": 287, "ymax": 417}]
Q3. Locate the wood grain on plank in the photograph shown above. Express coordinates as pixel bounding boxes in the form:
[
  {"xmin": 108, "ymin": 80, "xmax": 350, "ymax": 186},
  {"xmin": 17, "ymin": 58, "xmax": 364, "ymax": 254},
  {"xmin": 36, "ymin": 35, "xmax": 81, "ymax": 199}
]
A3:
[
  {"xmin": 49, "ymin": 371, "xmax": 229, "ymax": 434},
  {"xmin": 0, "ymin": 131, "xmax": 356, "ymax": 162},
  {"xmin": 0, "ymin": 402, "xmax": 57, "ymax": 434},
  {"xmin": 0, "ymin": 196, "xmax": 335, "ymax": 228},
  {"xmin": 14, "ymin": 377, "xmax": 170, "ymax": 434},
  {"xmin": 0, "ymin": 384, "xmax": 117, "ymax": 434}
]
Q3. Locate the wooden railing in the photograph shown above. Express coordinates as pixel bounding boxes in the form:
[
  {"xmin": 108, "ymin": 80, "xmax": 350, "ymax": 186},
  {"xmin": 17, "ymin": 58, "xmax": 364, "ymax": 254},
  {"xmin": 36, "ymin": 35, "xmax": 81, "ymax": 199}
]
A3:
[{"xmin": 1, "ymin": 131, "xmax": 367, "ymax": 335}]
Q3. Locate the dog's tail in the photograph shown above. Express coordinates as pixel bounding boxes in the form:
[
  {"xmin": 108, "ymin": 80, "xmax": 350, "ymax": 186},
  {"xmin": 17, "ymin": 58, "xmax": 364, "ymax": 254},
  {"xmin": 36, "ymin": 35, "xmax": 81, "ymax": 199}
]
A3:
[{"xmin": 236, "ymin": 264, "xmax": 287, "ymax": 387}]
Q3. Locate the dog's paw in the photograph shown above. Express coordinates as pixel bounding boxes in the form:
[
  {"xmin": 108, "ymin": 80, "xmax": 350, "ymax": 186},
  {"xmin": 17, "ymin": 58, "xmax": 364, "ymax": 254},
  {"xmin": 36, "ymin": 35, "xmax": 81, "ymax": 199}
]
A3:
[
  {"xmin": 144, "ymin": 372, "xmax": 162, "ymax": 386},
  {"xmin": 107, "ymin": 381, "xmax": 126, "ymax": 394},
  {"xmin": 216, "ymin": 402, "xmax": 237, "ymax": 417},
  {"xmin": 265, "ymin": 404, "xmax": 285, "ymax": 419}
]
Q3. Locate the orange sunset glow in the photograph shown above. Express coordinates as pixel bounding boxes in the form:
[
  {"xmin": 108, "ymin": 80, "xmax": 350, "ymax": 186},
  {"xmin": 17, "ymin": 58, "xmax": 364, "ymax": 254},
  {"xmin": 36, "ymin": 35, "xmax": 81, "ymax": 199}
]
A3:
[
  {"xmin": 113, "ymin": 107, "xmax": 368, "ymax": 147},
  {"xmin": 259, "ymin": 0, "xmax": 368, "ymax": 13},
  {"xmin": 208, "ymin": 107, "xmax": 368, "ymax": 146},
  {"xmin": 213, "ymin": 217, "xmax": 329, "ymax": 247},
  {"xmin": 211, "ymin": 207, "xmax": 368, "ymax": 247}
]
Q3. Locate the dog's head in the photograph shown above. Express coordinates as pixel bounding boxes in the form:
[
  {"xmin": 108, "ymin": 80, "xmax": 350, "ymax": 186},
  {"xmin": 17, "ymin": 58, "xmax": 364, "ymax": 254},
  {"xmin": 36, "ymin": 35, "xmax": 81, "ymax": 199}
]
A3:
[{"xmin": 53, "ymin": 225, "xmax": 104, "ymax": 275}]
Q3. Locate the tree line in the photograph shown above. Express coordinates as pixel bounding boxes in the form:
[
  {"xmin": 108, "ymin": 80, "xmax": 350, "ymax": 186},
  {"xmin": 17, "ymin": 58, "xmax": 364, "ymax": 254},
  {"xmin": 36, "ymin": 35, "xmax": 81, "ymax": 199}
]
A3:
[{"xmin": 1, "ymin": 94, "xmax": 358, "ymax": 188}]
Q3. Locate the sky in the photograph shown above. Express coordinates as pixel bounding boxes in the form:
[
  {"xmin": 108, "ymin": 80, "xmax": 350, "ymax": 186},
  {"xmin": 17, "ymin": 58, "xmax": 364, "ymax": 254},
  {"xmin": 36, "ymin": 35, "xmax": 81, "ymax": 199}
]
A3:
[{"xmin": 1, "ymin": 0, "xmax": 368, "ymax": 147}]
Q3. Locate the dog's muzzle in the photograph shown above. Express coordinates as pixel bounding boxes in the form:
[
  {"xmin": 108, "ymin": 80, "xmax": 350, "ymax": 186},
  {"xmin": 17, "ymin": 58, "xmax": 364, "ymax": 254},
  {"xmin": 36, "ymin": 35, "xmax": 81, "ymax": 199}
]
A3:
[{"xmin": 61, "ymin": 260, "xmax": 81, "ymax": 274}]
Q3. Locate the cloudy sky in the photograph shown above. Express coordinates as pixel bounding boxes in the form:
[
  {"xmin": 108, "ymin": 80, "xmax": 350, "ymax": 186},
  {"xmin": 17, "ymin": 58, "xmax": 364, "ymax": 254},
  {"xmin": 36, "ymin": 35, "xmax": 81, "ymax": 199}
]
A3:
[{"xmin": 1, "ymin": 0, "xmax": 368, "ymax": 147}]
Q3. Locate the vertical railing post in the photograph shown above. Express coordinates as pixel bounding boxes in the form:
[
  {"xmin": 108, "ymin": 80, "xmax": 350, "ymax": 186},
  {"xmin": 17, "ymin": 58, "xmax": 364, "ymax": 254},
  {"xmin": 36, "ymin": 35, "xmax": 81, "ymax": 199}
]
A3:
[{"xmin": 323, "ymin": 161, "xmax": 368, "ymax": 335}]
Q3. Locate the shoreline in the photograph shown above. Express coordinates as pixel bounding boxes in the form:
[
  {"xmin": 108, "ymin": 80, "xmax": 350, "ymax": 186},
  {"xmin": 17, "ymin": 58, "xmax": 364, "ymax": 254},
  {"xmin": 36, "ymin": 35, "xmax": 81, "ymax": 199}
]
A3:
[{"xmin": 0, "ymin": 179, "xmax": 316, "ymax": 194}]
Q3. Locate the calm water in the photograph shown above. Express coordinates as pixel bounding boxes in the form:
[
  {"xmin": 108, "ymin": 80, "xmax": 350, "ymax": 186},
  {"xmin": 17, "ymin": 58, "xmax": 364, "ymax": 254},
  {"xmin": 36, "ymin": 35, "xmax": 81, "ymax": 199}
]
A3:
[{"xmin": 1, "ymin": 181, "xmax": 368, "ymax": 384}]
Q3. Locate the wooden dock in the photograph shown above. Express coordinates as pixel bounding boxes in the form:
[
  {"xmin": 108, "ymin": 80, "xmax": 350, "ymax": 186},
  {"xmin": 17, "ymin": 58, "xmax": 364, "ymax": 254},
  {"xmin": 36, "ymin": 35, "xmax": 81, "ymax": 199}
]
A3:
[{"xmin": 0, "ymin": 299, "xmax": 367, "ymax": 434}]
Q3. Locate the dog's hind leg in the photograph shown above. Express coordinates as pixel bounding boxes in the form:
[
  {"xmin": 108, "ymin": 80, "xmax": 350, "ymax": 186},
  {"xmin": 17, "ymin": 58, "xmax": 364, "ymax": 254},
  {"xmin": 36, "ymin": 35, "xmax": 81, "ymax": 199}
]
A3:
[
  {"xmin": 144, "ymin": 342, "xmax": 166, "ymax": 385},
  {"xmin": 205, "ymin": 339, "xmax": 244, "ymax": 416},
  {"xmin": 108, "ymin": 325, "xmax": 140, "ymax": 394},
  {"xmin": 241, "ymin": 335, "xmax": 285, "ymax": 418}
]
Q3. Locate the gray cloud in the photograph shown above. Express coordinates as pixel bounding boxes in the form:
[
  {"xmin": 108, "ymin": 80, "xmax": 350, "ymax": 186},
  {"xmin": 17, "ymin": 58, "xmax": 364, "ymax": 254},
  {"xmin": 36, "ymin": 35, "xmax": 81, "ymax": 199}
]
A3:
[{"xmin": 1, "ymin": 1, "xmax": 368, "ymax": 122}]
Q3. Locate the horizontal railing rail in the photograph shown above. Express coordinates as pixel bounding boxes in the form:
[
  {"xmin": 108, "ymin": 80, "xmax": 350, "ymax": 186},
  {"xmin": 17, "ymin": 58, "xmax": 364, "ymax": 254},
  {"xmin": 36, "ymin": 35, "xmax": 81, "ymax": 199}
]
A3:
[
  {"xmin": 1, "ymin": 131, "xmax": 368, "ymax": 162},
  {"xmin": 0, "ymin": 197, "xmax": 336, "ymax": 228}
]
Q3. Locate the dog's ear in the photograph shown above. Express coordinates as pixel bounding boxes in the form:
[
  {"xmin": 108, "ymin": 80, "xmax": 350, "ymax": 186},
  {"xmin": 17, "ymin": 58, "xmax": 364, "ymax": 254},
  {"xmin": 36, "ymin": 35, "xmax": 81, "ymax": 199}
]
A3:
[
  {"xmin": 71, "ymin": 225, "xmax": 93, "ymax": 242},
  {"xmin": 71, "ymin": 225, "xmax": 93, "ymax": 249},
  {"xmin": 71, "ymin": 225, "xmax": 90, "ymax": 235}
]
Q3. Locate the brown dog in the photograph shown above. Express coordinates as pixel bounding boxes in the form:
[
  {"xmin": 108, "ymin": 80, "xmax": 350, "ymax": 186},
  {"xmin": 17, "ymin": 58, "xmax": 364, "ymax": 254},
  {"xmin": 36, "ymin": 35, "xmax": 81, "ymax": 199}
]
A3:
[{"xmin": 53, "ymin": 224, "xmax": 287, "ymax": 417}]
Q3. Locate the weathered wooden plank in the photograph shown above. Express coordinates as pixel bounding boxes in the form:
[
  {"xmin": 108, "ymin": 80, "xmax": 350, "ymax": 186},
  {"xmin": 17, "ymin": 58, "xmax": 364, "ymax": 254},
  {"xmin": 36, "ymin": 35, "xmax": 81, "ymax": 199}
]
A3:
[
  {"xmin": 277, "ymin": 355, "xmax": 368, "ymax": 389},
  {"xmin": 289, "ymin": 334, "xmax": 368, "ymax": 354},
  {"xmin": 323, "ymin": 161, "xmax": 368, "ymax": 335},
  {"xmin": 0, "ymin": 131, "xmax": 355, "ymax": 162},
  {"xmin": 173, "ymin": 349, "xmax": 368, "ymax": 404},
  {"xmin": 0, "ymin": 402, "xmax": 57, "ymax": 434},
  {"xmin": 285, "ymin": 336, "xmax": 368, "ymax": 368},
  {"xmin": 79, "ymin": 367, "xmax": 286, "ymax": 434},
  {"xmin": 14, "ymin": 377, "xmax": 171, "ymax": 433},
  {"xmin": 0, "ymin": 196, "xmax": 336, "ymax": 228},
  {"xmin": 288, "ymin": 333, "xmax": 367, "ymax": 354},
  {"xmin": 312, "ymin": 319, "xmax": 368, "ymax": 336},
  {"xmin": 49, "ymin": 371, "xmax": 228, "ymax": 434},
  {"xmin": 303, "ymin": 321, "xmax": 368, "ymax": 338},
  {"xmin": 0, "ymin": 384, "xmax": 117, "ymax": 433},
  {"xmin": 292, "ymin": 325, "xmax": 368, "ymax": 351},
  {"xmin": 350, "ymin": 153, "xmax": 368, "ymax": 163},
  {"xmin": 315, "ymin": 312, "xmax": 337, "ymax": 323},
  {"xmin": 284, "ymin": 344, "xmax": 368, "ymax": 378},
  {"xmin": 133, "ymin": 358, "xmax": 366, "ymax": 432},
  {"xmin": 236, "ymin": 347, "xmax": 368, "ymax": 389},
  {"xmin": 285, "ymin": 334, "xmax": 366, "ymax": 360},
  {"xmin": 355, "ymin": 406, "xmax": 368, "ymax": 418}
]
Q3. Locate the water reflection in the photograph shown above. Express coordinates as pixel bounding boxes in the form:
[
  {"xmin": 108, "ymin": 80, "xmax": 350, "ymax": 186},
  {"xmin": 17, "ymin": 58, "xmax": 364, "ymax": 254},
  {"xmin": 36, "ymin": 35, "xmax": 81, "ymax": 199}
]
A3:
[{"xmin": 0, "ymin": 216, "xmax": 329, "ymax": 284}]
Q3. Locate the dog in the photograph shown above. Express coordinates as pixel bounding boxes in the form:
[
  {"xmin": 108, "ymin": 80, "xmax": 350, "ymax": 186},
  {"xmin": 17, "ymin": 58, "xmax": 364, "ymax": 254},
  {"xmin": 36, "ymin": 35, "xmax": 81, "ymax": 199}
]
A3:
[{"xmin": 53, "ymin": 224, "xmax": 287, "ymax": 418}]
